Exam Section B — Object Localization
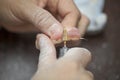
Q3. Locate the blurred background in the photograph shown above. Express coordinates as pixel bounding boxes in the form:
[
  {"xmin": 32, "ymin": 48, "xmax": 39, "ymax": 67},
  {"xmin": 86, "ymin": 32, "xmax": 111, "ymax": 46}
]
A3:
[{"xmin": 0, "ymin": 0, "xmax": 120, "ymax": 80}]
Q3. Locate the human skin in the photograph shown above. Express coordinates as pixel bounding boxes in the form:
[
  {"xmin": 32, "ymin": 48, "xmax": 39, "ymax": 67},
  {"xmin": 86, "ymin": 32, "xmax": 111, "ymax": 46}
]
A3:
[
  {"xmin": 32, "ymin": 34, "xmax": 93, "ymax": 80},
  {"xmin": 0, "ymin": 0, "xmax": 89, "ymax": 42},
  {"xmin": 0, "ymin": 0, "xmax": 92, "ymax": 79}
]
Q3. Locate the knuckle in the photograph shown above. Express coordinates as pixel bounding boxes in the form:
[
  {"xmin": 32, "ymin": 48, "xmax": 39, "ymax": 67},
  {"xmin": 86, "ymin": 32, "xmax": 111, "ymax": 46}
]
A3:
[{"xmin": 33, "ymin": 9, "xmax": 52, "ymax": 26}]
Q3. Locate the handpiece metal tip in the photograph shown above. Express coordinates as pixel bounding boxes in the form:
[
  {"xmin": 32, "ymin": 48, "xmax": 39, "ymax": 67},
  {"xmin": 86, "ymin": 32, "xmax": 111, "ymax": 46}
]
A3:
[{"xmin": 59, "ymin": 28, "xmax": 68, "ymax": 57}]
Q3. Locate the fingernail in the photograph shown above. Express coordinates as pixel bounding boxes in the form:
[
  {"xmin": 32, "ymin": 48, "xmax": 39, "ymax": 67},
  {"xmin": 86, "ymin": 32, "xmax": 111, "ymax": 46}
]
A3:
[
  {"xmin": 67, "ymin": 27, "xmax": 80, "ymax": 39},
  {"xmin": 39, "ymin": 35, "xmax": 46, "ymax": 49},
  {"xmin": 36, "ymin": 34, "xmax": 41, "ymax": 49},
  {"xmin": 49, "ymin": 23, "xmax": 63, "ymax": 40}
]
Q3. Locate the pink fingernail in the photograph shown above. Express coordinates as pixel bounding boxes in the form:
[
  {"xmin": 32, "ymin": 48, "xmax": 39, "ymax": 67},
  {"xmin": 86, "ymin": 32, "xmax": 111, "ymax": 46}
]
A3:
[
  {"xmin": 67, "ymin": 27, "xmax": 80, "ymax": 38},
  {"xmin": 49, "ymin": 23, "xmax": 63, "ymax": 40}
]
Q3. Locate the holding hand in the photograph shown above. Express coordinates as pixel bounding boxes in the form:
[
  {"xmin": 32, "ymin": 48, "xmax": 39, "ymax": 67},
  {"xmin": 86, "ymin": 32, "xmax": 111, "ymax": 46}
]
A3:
[
  {"xmin": 32, "ymin": 34, "xmax": 93, "ymax": 80},
  {"xmin": 0, "ymin": 0, "xmax": 89, "ymax": 43}
]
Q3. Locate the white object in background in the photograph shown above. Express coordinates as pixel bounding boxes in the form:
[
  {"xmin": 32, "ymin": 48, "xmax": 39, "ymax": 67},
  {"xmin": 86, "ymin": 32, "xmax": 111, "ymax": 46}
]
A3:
[{"xmin": 74, "ymin": 0, "xmax": 107, "ymax": 35}]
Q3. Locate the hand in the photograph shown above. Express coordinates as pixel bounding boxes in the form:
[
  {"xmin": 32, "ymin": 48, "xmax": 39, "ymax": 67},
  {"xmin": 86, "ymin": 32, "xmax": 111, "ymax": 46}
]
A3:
[
  {"xmin": 0, "ymin": 0, "xmax": 89, "ymax": 42},
  {"xmin": 32, "ymin": 34, "xmax": 93, "ymax": 80}
]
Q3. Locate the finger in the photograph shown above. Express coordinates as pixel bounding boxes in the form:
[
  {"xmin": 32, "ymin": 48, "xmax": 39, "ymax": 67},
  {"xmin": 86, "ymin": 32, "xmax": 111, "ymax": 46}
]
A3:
[
  {"xmin": 58, "ymin": 0, "xmax": 81, "ymax": 39},
  {"xmin": 20, "ymin": 3, "xmax": 63, "ymax": 40},
  {"xmin": 36, "ymin": 34, "xmax": 57, "ymax": 68},
  {"xmin": 79, "ymin": 70, "xmax": 94, "ymax": 80},
  {"xmin": 3, "ymin": 24, "xmax": 39, "ymax": 33},
  {"xmin": 78, "ymin": 15, "xmax": 90, "ymax": 37},
  {"xmin": 63, "ymin": 48, "xmax": 91, "ymax": 67},
  {"xmin": 66, "ymin": 27, "xmax": 81, "ymax": 40},
  {"xmin": 85, "ymin": 71, "xmax": 94, "ymax": 79}
]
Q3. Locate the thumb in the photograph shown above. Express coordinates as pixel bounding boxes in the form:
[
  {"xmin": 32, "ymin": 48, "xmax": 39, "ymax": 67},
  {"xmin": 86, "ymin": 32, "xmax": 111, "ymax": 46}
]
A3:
[
  {"xmin": 36, "ymin": 34, "xmax": 57, "ymax": 69},
  {"xmin": 63, "ymin": 48, "xmax": 91, "ymax": 67},
  {"xmin": 21, "ymin": 3, "xmax": 63, "ymax": 40}
]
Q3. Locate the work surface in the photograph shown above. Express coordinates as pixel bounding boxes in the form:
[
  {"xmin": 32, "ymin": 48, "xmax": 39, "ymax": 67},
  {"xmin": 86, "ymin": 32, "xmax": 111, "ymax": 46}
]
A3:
[{"xmin": 0, "ymin": 0, "xmax": 120, "ymax": 80}]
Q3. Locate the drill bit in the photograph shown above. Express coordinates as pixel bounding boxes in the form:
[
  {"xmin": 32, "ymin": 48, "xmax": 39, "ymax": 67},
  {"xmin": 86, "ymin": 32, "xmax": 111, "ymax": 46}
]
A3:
[
  {"xmin": 63, "ymin": 28, "xmax": 67, "ymax": 47},
  {"xmin": 60, "ymin": 28, "xmax": 68, "ymax": 57}
]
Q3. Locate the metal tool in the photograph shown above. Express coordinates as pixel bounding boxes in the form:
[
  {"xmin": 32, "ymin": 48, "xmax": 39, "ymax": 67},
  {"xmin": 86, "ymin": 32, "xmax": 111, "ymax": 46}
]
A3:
[
  {"xmin": 59, "ymin": 28, "xmax": 87, "ymax": 57},
  {"xmin": 60, "ymin": 28, "xmax": 68, "ymax": 57}
]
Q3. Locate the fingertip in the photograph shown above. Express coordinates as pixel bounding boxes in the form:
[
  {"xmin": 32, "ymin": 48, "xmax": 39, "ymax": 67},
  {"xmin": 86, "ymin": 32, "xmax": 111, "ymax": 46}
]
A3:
[
  {"xmin": 35, "ymin": 34, "xmax": 57, "ymax": 69},
  {"xmin": 76, "ymin": 48, "xmax": 92, "ymax": 67},
  {"xmin": 36, "ymin": 34, "xmax": 41, "ymax": 50},
  {"xmin": 36, "ymin": 34, "xmax": 50, "ymax": 50},
  {"xmin": 76, "ymin": 48, "xmax": 92, "ymax": 63},
  {"xmin": 85, "ymin": 71, "xmax": 94, "ymax": 79},
  {"xmin": 66, "ymin": 48, "xmax": 91, "ymax": 56},
  {"xmin": 48, "ymin": 23, "xmax": 63, "ymax": 40},
  {"xmin": 64, "ymin": 48, "xmax": 92, "ymax": 67},
  {"xmin": 75, "ymin": 48, "xmax": 91, "ymax": 56},
  {"xmin": 78, "ymin": 14, "xmax": 90, "ymax": 37},
  {"xmin": 66, "ymin": 27, "xmax": 80, "ymax": 40}
]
